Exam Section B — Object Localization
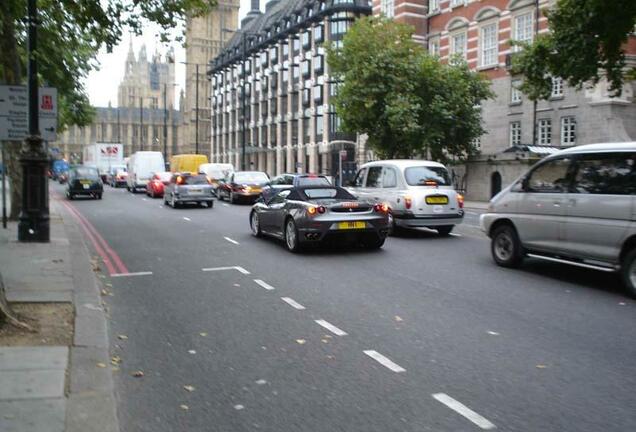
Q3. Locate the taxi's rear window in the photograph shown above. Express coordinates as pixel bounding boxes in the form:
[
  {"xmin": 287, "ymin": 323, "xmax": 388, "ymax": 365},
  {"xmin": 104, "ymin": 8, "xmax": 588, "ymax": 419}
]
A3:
[
  {"xmin": 182, "ymin": 175, "xmax": 209, "ymax": 185},
  {"xmin": 404, "ymin": 166, "xmax": 451, "ymax": 186}
]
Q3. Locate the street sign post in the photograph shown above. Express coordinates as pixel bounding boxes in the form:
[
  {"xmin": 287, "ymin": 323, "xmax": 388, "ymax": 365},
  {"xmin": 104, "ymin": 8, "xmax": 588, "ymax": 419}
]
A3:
[{"xmin": 0, "ymin": 86, "xmax": 58, "ymax": 142}]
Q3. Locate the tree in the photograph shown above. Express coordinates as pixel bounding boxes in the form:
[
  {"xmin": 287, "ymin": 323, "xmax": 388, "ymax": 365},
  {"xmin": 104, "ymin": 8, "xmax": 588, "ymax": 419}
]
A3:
[
  {"xmin": 326, "ymin": 17, "xmax": 493, "ymax": 162},
  {"xmin": 512, "ymin": 0, "xmax": 636, "ymax": 100},
  {"xmin": 0, "ymin": 0, "xmax": 217, "ymax": 220}
]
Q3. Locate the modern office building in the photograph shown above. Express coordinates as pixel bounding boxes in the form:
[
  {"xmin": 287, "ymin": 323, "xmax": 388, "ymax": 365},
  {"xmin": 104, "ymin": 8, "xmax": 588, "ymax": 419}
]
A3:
[
  {"xmin": 208, "ymin": 0, "xmax": 372, "ymax": 179},
  {"xmin": 375, "ymin": 0, "xmax": 636, "ymax": 200}
]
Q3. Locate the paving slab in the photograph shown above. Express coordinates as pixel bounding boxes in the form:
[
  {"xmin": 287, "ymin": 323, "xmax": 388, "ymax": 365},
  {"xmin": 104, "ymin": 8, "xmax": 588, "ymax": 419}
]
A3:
[
  {"xmin": 0, "ymin": 370, "xmax": 66, "ymax": 400},
  {"xmin": 0, "ymin": 346, "xmax": 68, "ymax": 371},
  {"xmin": 0, "ymin": 398, "xmax": 66, "ymax": 432}
]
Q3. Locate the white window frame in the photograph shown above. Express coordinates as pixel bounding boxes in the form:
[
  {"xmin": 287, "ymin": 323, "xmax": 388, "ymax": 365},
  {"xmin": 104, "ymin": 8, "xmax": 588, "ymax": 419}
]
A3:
[
  {"xmin": 450, "ymin": 31, "xmax": 468, "ymax": 61},
  {"xmin": 428, "ymin": 37, "xmax": 440, "ymax": 57},
  {"xmin": 428, "ymin": 0, "xmax": 440, "ymax": 13},
  {"xmin": 479, "ymin": 22, "xmax": 499, "ymax": 68},
  {"xmin": 513, "ymin": 12, "xmax": 534, "ymax": 51},
  {"xmin": 510, "ymin": 121, "xmax": 522, "ymax": 146},
  {"xmin": 551, "ymin": 76, "xmax": 564, "ymax": 98},
  {"xmin": 538, "ymin": 119, "xmax": 552, "ymax": 145},
  {"xmin": 381, "ymin": 0, "xmax": 394, "ymax": 18},
  {"xmin": 510, "ymin": 79, "xmax": 522, "ymax": 104},
  {"xmin": 471, "ymin": 136, "xmax": 482, "ymax": 151},
  {"xmin": 450, "ymin": 0, "xmax": 467, "ymax": 7},
  {"xmin": 560, "ymin": 116, "xmax": 576, "ymax": 146}
]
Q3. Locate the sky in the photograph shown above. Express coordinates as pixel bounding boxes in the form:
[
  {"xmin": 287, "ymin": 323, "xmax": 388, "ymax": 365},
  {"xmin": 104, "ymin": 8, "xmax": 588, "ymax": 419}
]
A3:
[{"xmin": 84, "ymin": 1, "xmax": 261, "ymax": 109}]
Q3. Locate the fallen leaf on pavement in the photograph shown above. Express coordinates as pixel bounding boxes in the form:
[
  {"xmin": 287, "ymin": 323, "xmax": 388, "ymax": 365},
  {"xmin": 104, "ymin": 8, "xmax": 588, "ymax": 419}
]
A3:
[
  {"xmin": 111, "ymin": 356, "xmax": 122, "ymax": 365},
  {"xmin": 234, "ymin": 404, "xmax": 245, "ymax": 410},
  {"xmin": 233, "ymin": 284, "xmax": 240, "ymax": 287},
  {"xmin": 96, "ymin": 362, "xmax": 107, "ymax": 368},
  {"xmin": 180, "ymin": 404, "xmax": 189, "ymax": 411},
  {"xmin": 111, "ymin": 367, "xmax": 120, "ymax": 372},
  {"xmin": 118, "ymin": 335, "xmax": 128, "ymax": 340},
  {"xmin": 255, "ymin": 379, "xmax": 267, "ymax": 385},
  {"xmin": 321, "ymin": 339, "xmax": 329, "ymax": 344},
  {"xmin": 188, "ymin": 350, "xmax": 196, "ymax": 354},
  {"xmin": 132, "ymin": 370, "xmax": 144, "ymax": 377},
  {"xmin": 295, "ymin": 339, "xmax": 306, "ymax": 345},
  {"xmin": 183, "ymin": 385, "xmax": 195, "ymax": 392},
  {"xmin": 394, "ymin": 315, "xmax": 403, "ymax": 322},
  {"xmin": 199, "ymin": 332, "xmax": 208, "ymax": 337},
  {"xmin": 536, "ymin": 364, "xmax": 548, "ymax": 369}
]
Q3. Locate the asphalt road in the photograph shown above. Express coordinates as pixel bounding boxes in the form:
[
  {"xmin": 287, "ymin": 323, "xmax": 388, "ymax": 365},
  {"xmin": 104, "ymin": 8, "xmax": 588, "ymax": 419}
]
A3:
[{"xmin": 53, "ymin": 182, "xmax": 636, "ymax": 432}]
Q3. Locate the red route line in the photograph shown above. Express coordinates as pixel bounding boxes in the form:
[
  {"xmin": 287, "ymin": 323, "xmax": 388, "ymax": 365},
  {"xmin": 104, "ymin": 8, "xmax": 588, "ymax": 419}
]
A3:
[
  {"xmin": 54, "ymin": 193, "xmax": 130, "ymax": 275},
  {"xmin": 60, "ymin": 201, "xmax": 118, "ymax": 275},
  {"xmin": 63, "ymin": 202, "xmax": 130, "ymax": 275}
]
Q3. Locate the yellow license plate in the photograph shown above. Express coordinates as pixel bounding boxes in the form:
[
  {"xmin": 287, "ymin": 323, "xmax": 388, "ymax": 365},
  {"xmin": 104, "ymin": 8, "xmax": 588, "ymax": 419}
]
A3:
[
  {"xmin": 425, "ymin": 195, "xmax": 448, "ymax": 205},
  {"xmin": 337, "ymin": 221, "xmax": 366, "ymax": 230},
  {"xmin": 80, "ymin": 180, "xmax": 92, "ymax": 185},
  {"xmin": 250, "ymin": 188, "xmax": 262, "ymax": 193}
]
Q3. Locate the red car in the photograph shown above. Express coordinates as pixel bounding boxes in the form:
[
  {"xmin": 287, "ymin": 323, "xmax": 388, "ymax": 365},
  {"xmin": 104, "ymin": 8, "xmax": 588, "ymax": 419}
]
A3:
[{"xmin": 146, "ymin": 172, "xmax": 172, "ymax": 198}]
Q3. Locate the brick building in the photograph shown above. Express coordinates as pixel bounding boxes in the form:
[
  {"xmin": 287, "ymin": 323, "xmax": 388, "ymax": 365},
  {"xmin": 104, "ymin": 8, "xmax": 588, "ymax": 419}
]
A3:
[{"xmin": 375, "ymin": 0, "xmax": 636, "ymax": 200}]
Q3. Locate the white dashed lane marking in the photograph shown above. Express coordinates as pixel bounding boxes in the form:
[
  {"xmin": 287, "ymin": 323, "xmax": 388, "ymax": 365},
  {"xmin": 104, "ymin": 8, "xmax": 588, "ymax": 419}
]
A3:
[
  {"xmin": 432, "ymin": 393, "xmax": 496, "ymax": 430},
  {"xmin": 315, "ymin": 319, "xmax": 347, "ymax": 336},
  {"xmin": 254, "ymin": 279, "xmax": 275, "ymax": 291},
  {"xmin": 111, "ymin": 271, "xmax": 153, "ymax": 278},
  {"xmin": 183, "ymin": 217, "xmax": 191, "ymax": 221},
  {"xmin": 363, "ymin": 350, "xmax": 406, "ymax": 373},
  {"xmin": 224, "ymin": 236, "xmax": 240, "ymax": 245},
  {"xmin": 202, "ymin": 266, "xmax": 251, "ymax": 274},
  {"xmin": 281, "ymin": 297, "xmax": 306, "ymax": 310}
]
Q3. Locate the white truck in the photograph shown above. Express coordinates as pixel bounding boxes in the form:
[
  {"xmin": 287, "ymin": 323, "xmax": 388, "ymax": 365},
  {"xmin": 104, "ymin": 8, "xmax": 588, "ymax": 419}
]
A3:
[{"xmin": 82, "ymin": 143, "xmax": 124, "ymax": 181}]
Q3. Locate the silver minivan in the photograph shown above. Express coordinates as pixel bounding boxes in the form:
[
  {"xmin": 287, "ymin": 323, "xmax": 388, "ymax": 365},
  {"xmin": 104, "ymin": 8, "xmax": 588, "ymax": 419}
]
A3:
[
  {"xmin": 348, "ymin": 160, "xmax": 464, "ymax": 235},
  {"xmin": 480, "ymin": 142, "xmax": 636, "ymax": 297}
]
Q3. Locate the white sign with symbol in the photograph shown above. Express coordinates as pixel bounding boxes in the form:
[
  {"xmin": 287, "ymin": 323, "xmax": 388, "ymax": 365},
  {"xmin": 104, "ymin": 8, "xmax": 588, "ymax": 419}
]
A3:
[{"xmin": 0, "ymin": 86, "xmax": 58, "ymax": 142}]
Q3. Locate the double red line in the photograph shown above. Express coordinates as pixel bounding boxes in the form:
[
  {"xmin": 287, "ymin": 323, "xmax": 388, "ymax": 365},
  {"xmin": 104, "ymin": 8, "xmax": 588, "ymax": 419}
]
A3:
[{"xmin": 58, "ymin": 198, "xmax": 129, "ymax": 276}]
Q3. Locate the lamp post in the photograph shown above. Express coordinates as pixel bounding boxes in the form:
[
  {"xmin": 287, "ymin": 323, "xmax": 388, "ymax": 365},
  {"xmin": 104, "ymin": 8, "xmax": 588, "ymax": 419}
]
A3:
[
  {"xmin": 18, "ymin": 0, "xmax": 49, "ymax": 242},
  {"xmin": 221, "ymin": 28, "xmax": 258, "ymax": 171},
  {"xmin": 181, "ymin": 61, "xmax": 211, "ymax": 155}
]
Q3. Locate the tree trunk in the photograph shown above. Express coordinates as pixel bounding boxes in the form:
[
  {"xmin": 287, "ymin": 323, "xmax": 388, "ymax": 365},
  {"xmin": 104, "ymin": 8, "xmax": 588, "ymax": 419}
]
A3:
[{"xmin": 1, "ymin": 1, "xmax": 24, "ymax": 221}]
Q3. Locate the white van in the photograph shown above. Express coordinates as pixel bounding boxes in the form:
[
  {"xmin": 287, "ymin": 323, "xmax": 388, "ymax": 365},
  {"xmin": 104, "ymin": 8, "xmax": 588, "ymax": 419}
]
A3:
[
  {"xmin": 127, "ymin": 151, "xmax": 165, "ymax": 193},
  {"xmin": 198, "ymin": 163, "xmax": 234, "ymax": 192}
]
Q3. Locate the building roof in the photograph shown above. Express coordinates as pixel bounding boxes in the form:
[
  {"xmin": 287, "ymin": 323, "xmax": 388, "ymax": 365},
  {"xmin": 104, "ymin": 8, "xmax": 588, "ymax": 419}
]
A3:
[{"xmin": 209, "ymin": 0, "xmax": 371, "ymax": 74}]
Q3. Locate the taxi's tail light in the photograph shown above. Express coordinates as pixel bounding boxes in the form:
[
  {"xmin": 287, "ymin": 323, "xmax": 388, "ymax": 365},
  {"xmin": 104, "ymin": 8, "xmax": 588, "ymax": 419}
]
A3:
[
  {"xmin": 457, "ymin": 194, "xmax": 464, "ymax": 209},
  {"xmin": 404, "ymin": 196, "xmax": 412, "ymax": 210},
  {"xmin": 317, "ymin": 206, "xmax": 326, "ymax": 214},
  {"xmin": 373, "ymin": 203, "xmax": 389, "ymax": 213},
  {"xmin": 176, "ymin": 176, "xmax": 185, "ymax": 185},
  {"xmin": 307, "ymin": 206, "xmax": 318, "ymax": 216}
]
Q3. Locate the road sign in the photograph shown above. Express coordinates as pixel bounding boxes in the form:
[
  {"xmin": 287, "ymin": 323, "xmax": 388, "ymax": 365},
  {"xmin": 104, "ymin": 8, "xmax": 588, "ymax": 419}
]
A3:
[
  {"xmin": 340, "ymin": 150, "xmax": 348, "ymax": 160},
  {"xmin": 0, "ymin": 86, "xmax": 58, "ymax": 142}
]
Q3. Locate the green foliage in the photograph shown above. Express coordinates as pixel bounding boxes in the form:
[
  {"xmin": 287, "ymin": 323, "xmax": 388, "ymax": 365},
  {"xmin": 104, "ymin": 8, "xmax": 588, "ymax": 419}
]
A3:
[
  {"xmin": 512, "ymin": 0, "xmax": 636, "ymax": 99},
  {"xmin": 326, "ymin": 17, "xmax": 493, "ymax": 163}
]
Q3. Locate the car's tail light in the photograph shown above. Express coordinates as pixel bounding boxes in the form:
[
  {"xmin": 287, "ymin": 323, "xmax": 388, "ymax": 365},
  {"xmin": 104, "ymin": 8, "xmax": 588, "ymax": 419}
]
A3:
[
  {"xmin": 404, "ymin": 196, "xmax": 412, "ymax": 209},
  {"xmin": 457, "ymin": 194, "xmax": 464, "ymax": 209},
  {"xmin": 374, "ymin": 203, "xmax": 389, "ymax": 213},
  {"xmin": 317, "ymin": 206, "xmax": 326, "ymax": 214},
  {"xmin": 307, "ymin": 206, "xmax": 318, "ymax": 216},
  {"xmin": 176, "ymin": 176, "xmax": 185, "ymax": 185}
]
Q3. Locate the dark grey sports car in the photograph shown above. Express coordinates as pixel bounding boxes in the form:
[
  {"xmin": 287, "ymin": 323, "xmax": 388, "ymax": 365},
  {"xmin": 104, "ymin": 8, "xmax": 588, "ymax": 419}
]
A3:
[{"xmin": 249, "ymin": 186, "xmax": 390, "ymax": 252}]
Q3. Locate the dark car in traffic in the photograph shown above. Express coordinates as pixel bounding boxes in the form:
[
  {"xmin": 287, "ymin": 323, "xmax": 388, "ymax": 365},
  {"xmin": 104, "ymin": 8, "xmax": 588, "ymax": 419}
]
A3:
[
  {"xmin": 218, "ymin": 171, "xmax": 269, "ymax": 203},
  {"xmin": 250, "ymin": 186, "xmax": 390, "ymax": 252},
  {"xmin": 66, "ymin": 166, "xmax": 103, "ymax": 200}
]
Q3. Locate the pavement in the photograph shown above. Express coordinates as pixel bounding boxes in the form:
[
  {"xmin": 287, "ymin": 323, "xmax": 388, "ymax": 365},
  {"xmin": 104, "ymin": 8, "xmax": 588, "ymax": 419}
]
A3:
[
  {"xmin": 0, "ymin": 190, "xmax": 119, "ymax": 432},
  {"xmin": 57, "ymin": 182, "xmax": 635, "ymax": 432}
]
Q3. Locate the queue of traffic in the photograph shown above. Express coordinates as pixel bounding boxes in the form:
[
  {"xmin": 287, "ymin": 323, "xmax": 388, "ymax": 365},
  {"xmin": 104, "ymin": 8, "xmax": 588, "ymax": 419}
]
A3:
[{"xmin": 56, "ymin": 141, "xmax": 636, "ymax": 297}]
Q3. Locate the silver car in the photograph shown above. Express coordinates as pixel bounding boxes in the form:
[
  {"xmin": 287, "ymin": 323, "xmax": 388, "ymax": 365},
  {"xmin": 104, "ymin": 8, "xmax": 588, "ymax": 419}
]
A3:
[
  {"xmin": 348, "ymin": 160, "xmax": 464, "ymax": 235},
  {"xmin": 480, "ymin": 142, "xmax": 636, "ymax": 297},
  {"xmin": 163, "ymin": 173, "xmax": 215, "ymax": 209}
]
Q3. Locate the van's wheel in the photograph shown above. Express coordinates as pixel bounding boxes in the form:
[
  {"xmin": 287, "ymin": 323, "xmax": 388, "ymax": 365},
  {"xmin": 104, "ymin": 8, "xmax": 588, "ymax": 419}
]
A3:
[
  {"xmin": 387, "ymin": 212, "xmax": 402, "ymax": 236},
  {"xmin": 491, "ymin": 224, "xmax": 524, "ymax": 268},
  {"xmin": 437, "ymin": 225, "xmax": 454, "ymax": 236},
  {"xmin": 97, "ymin": 193, "xmax": 103, "ymax": 200},
  {"xmin": 364, "ymin": 237, "xmax": 385, "ymax": 250},
  {"xmin": 230, "ymin": 192, "xmax": 237, "ymax": 204},
  {"xmin": 284, "ymin": 218, "xmax": 301, "ymax": 253},
  {"xmin": 621, "ymin": 248, "xmax": 636, "ymax": 299}
]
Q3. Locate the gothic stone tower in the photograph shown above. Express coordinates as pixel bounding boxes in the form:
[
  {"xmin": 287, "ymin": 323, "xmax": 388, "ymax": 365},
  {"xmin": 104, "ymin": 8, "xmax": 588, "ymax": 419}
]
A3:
[{"xmin": 184, "ymin": 1, "xmax": 240, "ymax": 155}]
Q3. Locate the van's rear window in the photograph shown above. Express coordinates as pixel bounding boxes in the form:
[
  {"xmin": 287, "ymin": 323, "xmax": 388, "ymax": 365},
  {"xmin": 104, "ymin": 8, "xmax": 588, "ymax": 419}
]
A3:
[
  {"xmin": 183, "ymin": 175, "xmax": 209, "ymax": 185},
  {"xmin": 404, "ymin": 167, "xmax": 451, "ymax": 186}
]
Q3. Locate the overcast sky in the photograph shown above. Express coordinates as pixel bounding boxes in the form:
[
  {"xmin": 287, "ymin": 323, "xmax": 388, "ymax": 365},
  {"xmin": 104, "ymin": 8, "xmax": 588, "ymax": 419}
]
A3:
[{"xmin": 84, "ymin": 0, "xmax": 261, "ymax": 109}]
